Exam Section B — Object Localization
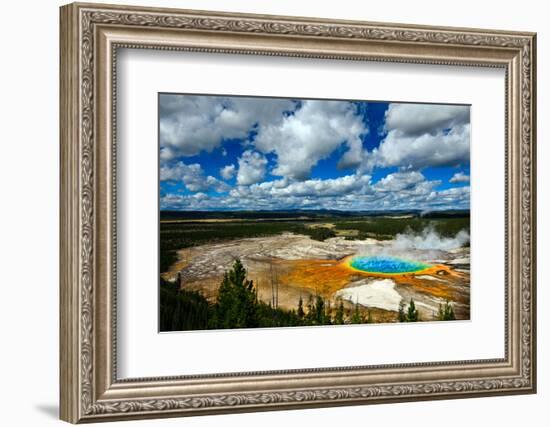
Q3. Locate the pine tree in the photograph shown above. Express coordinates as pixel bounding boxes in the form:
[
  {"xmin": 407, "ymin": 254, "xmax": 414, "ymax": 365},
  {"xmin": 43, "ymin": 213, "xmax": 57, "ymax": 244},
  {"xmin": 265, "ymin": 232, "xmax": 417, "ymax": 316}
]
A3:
[
  {"xmin": 215, "ymin": 259, "xmax": 258, "ymax": 329},
  {"xmin": 437, "ymin": 301, "xmax": 456, "ymax": 321},
  {"xmin": 297, "ymin": 296, "xmax": 305, "ymax": 319},
  {"xmin": 305, "ymin": 295, "xmax": 314, "ymax": 324},
  {"xmin": 406, "ymin": 299, "xmax": 419, "ymax": 322},
  {"xmin": 324, "ymin": 300, "xmax": 332, "ymax": 325},
  {"xmin": 335, "ymin": 299, "xmax": 345, "ymax": 325},
  {"xmin": 398, "ymin": 301, "xmax": 406, "ymax": 322},
  {"xmin": 351, "ymin": 302, "xmax": 362, "ymax": 324},
  {"xmin": 446, "ymin": 302, "xmax": 456, "ymax": 320},
  {"xmin": 437, "ymin": 303, "xmax": 445, "ymax": 321},
  {"xmin": 314, "ymin": 295, "xmax": 325, "ymax": 324}
]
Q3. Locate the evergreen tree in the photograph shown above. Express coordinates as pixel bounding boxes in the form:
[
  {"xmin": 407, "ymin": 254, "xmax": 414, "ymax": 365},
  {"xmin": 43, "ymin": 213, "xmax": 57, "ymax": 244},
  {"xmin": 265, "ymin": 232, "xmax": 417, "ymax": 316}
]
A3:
[
  {"xmin": 297, "ymin": 296, "xmax": 305, "ymax": 319},
  {"xmin": 159, "ymin": 278, "xmax": 211, "ymax": 331},
  {"xmin": 314, "ymin": 295, "xmax": 325, "ymax": 324},
  {"xmin": 436, "ymin": 303, "xmax": 444, "ymax": 321},
  {"xmin": 324, "ymin": 300, "xmax": 332, "ymax": 325},
  {"xmin": 351, "ymin": 302, "xmax": 362, "ymax": 324},
  {"xmin": 406, "ymin": 299, "xmax": 419, "ymax": 322},
  {"xmin": 335, "ymin": 299, "xmax": 345, "ymax": 325},
  {"xmin": 436, "ymin": 301, "xmax": 456, "ymax": 321},
  {"xmin": 446, "ymin": 302, "xmax": 455, "ymax": 320},
  {"xmin": 398, "ymin": 301, "xmax": 406, "ymax": 322},
  {"xmin": 215, "ymin": 259, "xmax": 258, "ymax": 329},
  {"xmin": 305, "ymin": 294, "xmax": 315, "ymax": 324}
]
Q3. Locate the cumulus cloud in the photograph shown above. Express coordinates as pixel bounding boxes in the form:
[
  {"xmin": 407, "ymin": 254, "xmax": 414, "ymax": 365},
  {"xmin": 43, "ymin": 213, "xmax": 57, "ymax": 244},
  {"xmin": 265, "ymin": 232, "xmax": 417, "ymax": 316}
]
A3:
[
  {"xmin": 363, "ymin": 123, "xmax": 470, "ymax": 171},
  {"xmin": 433, "ymin": 186, "xmax": 470, "ymax": 206},
  {"xmin": 220, "ymin": 164, "xmax": 236, "ymax": 180},
  {"xmin": 236, "ymin": 150, "xmax": 268, "ymax": 186},
  {"xmin": 253, "ymin": 100, "xmax": 368, "ymax": 180},
  {"xmin": 449, "ymin": 171, "xmax": 470, "ymax": 183},
  {"xmin": 160, "ymin": 161, "xmax": 229, "ymax": 193},
  {"xmin": 160, "ymin": 169, "xmax": 469, "ymax": 212},
  {"xmin": 159, "ymin": 96, "xmax": 470, "ymax": 212},
  {"xmin": 384, "ymin": 104, "xmax": 470, "ymax": 136},
  {"xmin": 233, "ymin": 174, "xmax": 373, "ymax": 199},
  {"xmin": 357, "ymin": 104, "xmax": 470, "ymax": 172},
  {"xmin": 370, "ymin": 171, "xmax": 442, "ymax": 211},
  {"xmin": 374, "ymin": 171, "xmax": 425, "ymax": 192},
  {"xmin": 159, "ymin": 94, "xmax": 295, "ymax": 161}
]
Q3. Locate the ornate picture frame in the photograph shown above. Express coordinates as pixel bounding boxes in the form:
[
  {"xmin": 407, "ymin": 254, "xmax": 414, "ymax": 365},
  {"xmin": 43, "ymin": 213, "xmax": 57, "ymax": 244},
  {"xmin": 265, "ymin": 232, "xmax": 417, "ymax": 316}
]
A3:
[{"xmin": 60, "ymin": 2, "xmax": 536, "ymax": 423}]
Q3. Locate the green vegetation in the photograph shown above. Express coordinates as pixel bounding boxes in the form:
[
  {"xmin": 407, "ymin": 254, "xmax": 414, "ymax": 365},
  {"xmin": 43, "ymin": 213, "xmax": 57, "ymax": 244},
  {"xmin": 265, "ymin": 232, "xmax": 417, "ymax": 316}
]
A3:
[
  {"xmin": 334, "ymin": 299, "xmax": 345, "ymax": 325},
  {"xmin": 159, "ymin": 279, "xmax": 212, "ymax": 331},
  {"xmin": 214, "ymin": 259, "xmax": 258, "ymax": 329},
  {"xmin": 351, "ymin": 303, "xmax": 362, "ymax": 324},
  {"xmin": 398, "ymin": 302, "xmax": 406, "ymax": 322},
  {"xmin": 406, "ymin": 299, "xmax": 419, "ymax": 322},
  {"xmin": 307, "ymin": 227, "xmax": 336, "ymax": 241},
  {"xmin": 398, "ymin": 299, "xmax": 420, "ymax": 322},
  {"xmin": 436, "ymin": 301, "xmax": 456, "ymax": 321}
]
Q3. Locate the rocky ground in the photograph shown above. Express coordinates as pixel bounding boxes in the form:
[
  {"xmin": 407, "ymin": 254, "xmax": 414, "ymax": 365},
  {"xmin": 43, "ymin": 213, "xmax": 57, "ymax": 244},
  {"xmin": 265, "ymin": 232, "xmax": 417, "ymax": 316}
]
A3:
[{"xmin": 163, "ymin": 232, "xmax": 470, "ymax": 322}]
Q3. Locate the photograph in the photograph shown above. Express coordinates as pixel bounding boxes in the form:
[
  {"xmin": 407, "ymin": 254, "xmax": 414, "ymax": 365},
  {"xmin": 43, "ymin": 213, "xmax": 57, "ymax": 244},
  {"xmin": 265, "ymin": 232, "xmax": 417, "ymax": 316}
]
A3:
[{"xmin": 159, "ymin": 94, "xmax": 471, "ymax": 331}]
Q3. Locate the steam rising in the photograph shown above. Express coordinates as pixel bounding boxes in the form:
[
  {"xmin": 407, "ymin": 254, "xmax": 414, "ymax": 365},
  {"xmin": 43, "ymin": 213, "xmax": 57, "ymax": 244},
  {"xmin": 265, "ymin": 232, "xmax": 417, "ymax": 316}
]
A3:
[
  {"xmin": 393, "ymin": 226, "xmax": 470, "ymax": 251},
  {"xmin": 358, "ymin": 226, "xmax": 469, "ymax": 262}
]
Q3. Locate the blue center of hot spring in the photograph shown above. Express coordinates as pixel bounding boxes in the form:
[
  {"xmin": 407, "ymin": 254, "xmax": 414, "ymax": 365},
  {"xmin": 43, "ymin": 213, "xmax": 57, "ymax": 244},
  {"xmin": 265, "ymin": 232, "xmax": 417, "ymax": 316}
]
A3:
[{"xmin": 348, "ymin": 256, "xmax": 430, "ymax": 274}]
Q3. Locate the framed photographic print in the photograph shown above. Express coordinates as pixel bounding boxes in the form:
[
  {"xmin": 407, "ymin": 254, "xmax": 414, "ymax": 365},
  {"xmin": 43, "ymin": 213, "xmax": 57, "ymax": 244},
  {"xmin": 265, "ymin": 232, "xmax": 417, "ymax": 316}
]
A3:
[
  {"xmin": 60, "ymin": 2, "xmax": 537, "ymax": 423},
  {"xmin": 158, "ymin": 94, "xmax": 471, "ymax": 331}
]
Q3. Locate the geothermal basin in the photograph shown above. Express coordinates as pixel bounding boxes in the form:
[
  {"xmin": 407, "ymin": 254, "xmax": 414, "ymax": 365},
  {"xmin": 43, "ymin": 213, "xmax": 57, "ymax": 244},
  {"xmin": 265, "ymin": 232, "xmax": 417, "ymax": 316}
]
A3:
[{"xmin": 165, "ymin": 233, "xmax": 471, "ymax": 321}]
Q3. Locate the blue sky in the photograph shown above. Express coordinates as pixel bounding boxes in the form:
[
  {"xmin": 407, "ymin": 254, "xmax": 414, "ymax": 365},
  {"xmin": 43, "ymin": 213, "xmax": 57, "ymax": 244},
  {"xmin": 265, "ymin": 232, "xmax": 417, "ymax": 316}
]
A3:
[{"xmin": 159, "ymin": 94, "xmax": 470, "ymax": 211}]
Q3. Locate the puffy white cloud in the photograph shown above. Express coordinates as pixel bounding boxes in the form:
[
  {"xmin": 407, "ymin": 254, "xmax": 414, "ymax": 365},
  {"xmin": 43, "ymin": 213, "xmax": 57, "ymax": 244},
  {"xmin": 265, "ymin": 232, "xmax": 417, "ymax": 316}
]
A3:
[
  {"xmin": 220, "ymin": 164, "xmax": 236, "ymax": 180},
  {"xmin": 236, "ymin": 150, "xmax": 267, "ymax": 186},
  {"xmin": 362, "ymin": 123, "xmax": 470, "ymax": 171},
  {"xmin": 253, "ymin": 100, "xmax": 368, "ymax": 180},
  {"xmin": 423, "ymin": 186, "xmax": 470, "ymax": 209},
  {"xmin": 159, "ymin": 97, "xmax": 471, "ymax": 212},
  {"xmin": 384, "ymin": 103, "xmax": 470, "ymax": 136},
  {"xmin": 371, "ymin": 171, "xmax": 443, "ymax": 211},
  {"xmin": 233, "ymin": 174, "xmax": 373, "ymax": 199},
  {"xmin": 160, "ymin": 166, "xmax": 469, "ymax": 211},
  {"xmin": 374, "ymin": 171, "xmax": 425, "ymax": 192},
  {"xmin": 160, "ymin": 161, "xmax": 229, "ymax": 193},
  {"xmin": 356, "ymin": 103, "xmax": 470, "ymax": 172},
  {"xmin": 449, "ymin": 171, "xmax": 470, "ymax": 183},
  {"xmin": 159, "ymin": 94, "xmax": 295, "ymax": 160}
]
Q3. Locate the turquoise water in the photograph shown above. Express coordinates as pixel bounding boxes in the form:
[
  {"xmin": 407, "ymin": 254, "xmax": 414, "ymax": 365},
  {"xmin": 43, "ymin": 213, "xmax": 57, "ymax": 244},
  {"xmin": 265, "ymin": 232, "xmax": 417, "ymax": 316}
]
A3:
[{"xmin": 348, "ymin": 255, "xmax": 430, "ymax": 274}]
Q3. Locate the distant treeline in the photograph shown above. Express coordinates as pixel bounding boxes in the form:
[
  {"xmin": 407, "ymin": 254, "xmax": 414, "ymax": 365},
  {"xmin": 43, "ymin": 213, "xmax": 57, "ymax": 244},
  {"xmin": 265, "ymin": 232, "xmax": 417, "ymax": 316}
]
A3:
[{"xmin": 160, "ymin": 209, "xmax": 470, "ymax": 221}]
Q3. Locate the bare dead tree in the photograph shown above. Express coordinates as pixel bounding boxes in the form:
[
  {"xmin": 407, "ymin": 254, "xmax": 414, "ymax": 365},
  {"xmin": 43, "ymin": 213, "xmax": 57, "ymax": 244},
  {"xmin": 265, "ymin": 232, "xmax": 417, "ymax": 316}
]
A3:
[{"xmin": 270, "ymin": 261, "xmax": 275, "ymax": 308}]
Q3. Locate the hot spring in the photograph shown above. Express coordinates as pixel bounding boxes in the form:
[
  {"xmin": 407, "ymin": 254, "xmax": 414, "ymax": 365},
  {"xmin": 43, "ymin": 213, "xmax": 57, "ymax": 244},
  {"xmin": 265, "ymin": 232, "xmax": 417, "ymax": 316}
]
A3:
[{"xmin": 346, "ymin": 255, "xmax": 431, "ymax": 275}]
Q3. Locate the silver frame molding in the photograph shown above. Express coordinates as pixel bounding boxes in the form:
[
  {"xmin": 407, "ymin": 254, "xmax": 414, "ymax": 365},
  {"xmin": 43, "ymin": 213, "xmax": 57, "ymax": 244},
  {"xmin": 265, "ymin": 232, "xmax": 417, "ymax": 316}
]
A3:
[{"xmin": 60, "ymin": 2, "xmax": 537, "ymax": 423}]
